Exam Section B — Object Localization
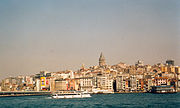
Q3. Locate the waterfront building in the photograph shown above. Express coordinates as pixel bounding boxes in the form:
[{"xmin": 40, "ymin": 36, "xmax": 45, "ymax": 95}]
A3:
[
  {"xmin": 147, "ymin": 79, "xmax": 153, "ymax": 91},
  {"xmin": 35, "ymin": 79, "xmax": 40, "ymax": 91},
  {"xmin": 176, "ymin": 67, "xmax": 180, "ymax": 90},
  {"xmin": 116, "ymin": 76, "xmax": 123, "ymax": 92},
  {"xmin": 66, "ymin": 79, "xmax": 76, "ymax": 90},
  {"xmin": 95, "ymin": 75, "xmax": 114, "ymax": 92},
  {"xmin": 125, "ymin": 79, "xmax": 129, "ymax": 92},
  {"xmin": 80, "ymin": 77, "xmax": 94, "ymax": 92},
  {"xmin": 43, "ymin": 77, "xmax": 50, "ymax": 91},
  {"xmin": 74, "ymin": 78, "xmax": 81, "ymax": 91},
  {"xmin": 154, "ymin": 77, "xmax": 168, "ymax": 86},
  {"xmin": 130, "ymin": 75, "xmax": 137, "ymax": 91},
  {"xmin": 1, "ymin": 77, "xmax": 17, "ymax": 91},
  {"xmin": 136, "ymin": 79, "xmax": 141, "ymax": 91},
  {"xmin": 177, "ymin": 80, "xmax": 180, "ymax": 91},
  {"xmin": 54, "ymin": 79, "xmax": 67, "ymax": 91},
  {"xmin": 50, "ymin": 77, "xmax": 56, "ymax": 91},
  {"xmin": 40, "ymin": 77, "xmax": 46, "ymax": 90},
  {"xmin": 136, "ymin": 79, "xmax": 144, "ymax": 91},
  {"xmin": 116, "ymin": 75, "xmax": 127, "ymax": 92},
  {"xmin": 91, "ymin": 75, "xmax": 114, "ymax": 93}
]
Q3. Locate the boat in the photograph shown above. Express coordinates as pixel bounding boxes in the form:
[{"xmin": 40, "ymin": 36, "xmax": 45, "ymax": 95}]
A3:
[
  {"xmin": 150, "ymin": 85, "xmax": 177, "ymax": 93},
  {"xmin": 92, "ymin": 89, "xmax": 114, "ymax": 94},
  {"xmin": 51, "ymin": 91, "xmax": 91, "ymax": 99}
]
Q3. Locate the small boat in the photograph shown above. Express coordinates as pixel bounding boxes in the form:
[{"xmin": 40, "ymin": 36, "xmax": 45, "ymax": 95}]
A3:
[{"xmin": 52, "ymin": 91, "xmax": 91, "ymax": 99}]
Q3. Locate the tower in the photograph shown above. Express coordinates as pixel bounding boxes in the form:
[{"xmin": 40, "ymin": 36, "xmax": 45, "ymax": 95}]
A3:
[{"xmin": 99, "ymin": 52, "xmax": 106, "ymax": 67}]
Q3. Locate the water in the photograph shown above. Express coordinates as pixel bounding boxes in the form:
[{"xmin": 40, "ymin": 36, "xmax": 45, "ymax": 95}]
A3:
[{"xmin": 0, "ymin": 93, "xmax": 180, "ymax": 108}]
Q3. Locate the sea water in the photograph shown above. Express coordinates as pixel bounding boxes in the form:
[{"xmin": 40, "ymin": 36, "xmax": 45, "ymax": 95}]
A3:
[{"xmin": 0, "ymin": 93, "xmax": 180, "ymax": 108}]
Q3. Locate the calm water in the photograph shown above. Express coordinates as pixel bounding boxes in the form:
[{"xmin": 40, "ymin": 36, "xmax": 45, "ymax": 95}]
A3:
[{"xmin": 0, "ymin": 93, "xmax": 180, "ymax": 108}]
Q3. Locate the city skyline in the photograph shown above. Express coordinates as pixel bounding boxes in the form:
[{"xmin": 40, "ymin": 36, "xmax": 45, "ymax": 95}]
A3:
[
  {"xmin": 0, "ymin": 0, "xmax": 180, "ymax": 80},
  {"xmin": 0, "ymin": 52, "xmax": 178, "ymax": 80}
]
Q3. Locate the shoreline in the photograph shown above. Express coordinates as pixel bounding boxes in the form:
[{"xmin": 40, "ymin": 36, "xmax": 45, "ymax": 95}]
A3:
[
  {"xmin": 0, "ymin": 91, "xmax": 51, "ymax": 97},
  {"xmin": 0, "ymin": 91, "xmax": 179, "ymax": 97}
]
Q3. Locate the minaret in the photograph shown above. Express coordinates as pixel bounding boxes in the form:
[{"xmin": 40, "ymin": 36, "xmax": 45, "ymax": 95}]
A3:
[{"xmin": 99, "ymin": 52, "xmax": 106, "ymax": 67}]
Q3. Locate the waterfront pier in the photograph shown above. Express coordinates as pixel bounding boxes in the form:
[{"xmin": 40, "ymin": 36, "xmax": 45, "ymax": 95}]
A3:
[{"xmin": 0, "ymin": 91, "xmax": 51, "ymax": 97}]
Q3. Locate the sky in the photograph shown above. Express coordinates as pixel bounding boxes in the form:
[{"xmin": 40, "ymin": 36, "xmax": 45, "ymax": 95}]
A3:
[{"xmin": 0, "ymin": 0, "xmax": 180, "ymax": 80}]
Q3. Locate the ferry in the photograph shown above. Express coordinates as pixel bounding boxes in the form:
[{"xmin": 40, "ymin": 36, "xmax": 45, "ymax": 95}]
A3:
[
  {"xmin": 150, "ymin": 85, "xmax": 176, "ymax": 93},
  {"xmin": 52, "ymin": 91, "xmax": 91, "ymax": 99}
]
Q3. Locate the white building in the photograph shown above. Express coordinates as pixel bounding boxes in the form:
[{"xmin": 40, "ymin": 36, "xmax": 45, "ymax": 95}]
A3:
[
  {"xmin": 98, "ymin": 76, "xmax": 113, "ymax": 91},
  {"xmin": 80, "ymin": 77, "xmax": 93, "ymax": 92}
]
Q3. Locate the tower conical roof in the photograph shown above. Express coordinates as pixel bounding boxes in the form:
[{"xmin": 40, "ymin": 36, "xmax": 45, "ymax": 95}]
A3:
[
  {"xmin": 99, "ymin": 52, "xmax": 105, "ymax": 60},
  {"xmin": 99, "ymin": 52, "xmax": 106, "ymax": 67}
]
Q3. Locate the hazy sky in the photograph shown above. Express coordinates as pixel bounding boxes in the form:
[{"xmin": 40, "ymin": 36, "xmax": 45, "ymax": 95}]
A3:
[{"xmin": 0, "ymin": 0, "xmax": 180, "ymax": 80}]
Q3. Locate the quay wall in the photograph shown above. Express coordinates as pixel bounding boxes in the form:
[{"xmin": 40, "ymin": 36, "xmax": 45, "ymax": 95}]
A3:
[{"xmin": 0, "ymin": 91, "xmax": 51, "ymax": 97}]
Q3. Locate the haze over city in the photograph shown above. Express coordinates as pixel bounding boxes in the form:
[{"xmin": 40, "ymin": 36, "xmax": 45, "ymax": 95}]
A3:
[{"xmin": 0, "ymin": 0, "xmax": 180, "ymax": 80}]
